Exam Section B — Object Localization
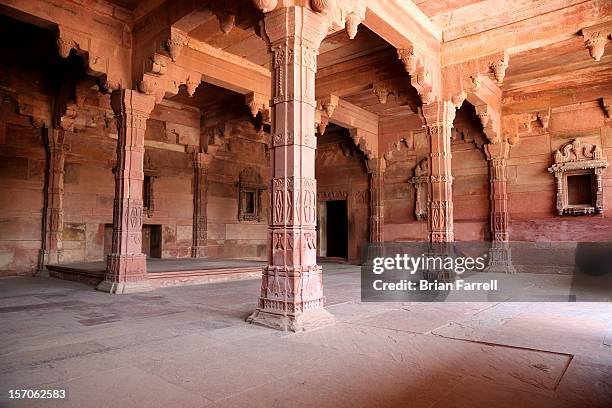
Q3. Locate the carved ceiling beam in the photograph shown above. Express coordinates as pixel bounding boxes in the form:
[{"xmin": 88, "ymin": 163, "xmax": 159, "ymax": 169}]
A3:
[
  {"xmin": 316, "ymin": 95, "xmax": 379, "ymax": 158},
  {"xmin": 363, "ymin": 0, "xmax": 442, "ymax": 100},
  {"xmin": 441, "ymin": 0, "xmax": 609, "ymax": 66},
  {"xmin": 137, "ymin": 29, "xmax": 270, "ymax": 105},
  {"xmin": 581, "ymin": 21, "xmax": 612, "ymax": 61}
]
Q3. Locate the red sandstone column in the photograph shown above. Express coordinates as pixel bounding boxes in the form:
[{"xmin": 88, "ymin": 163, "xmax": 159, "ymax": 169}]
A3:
[
  {"xmin": 247, "ymin": 6, "xmax": 334, "ymax": 331},
  {"xmin": 422, "ymin": 101, "xmax": 455, "ymax": 244},
  {"xmin": 97, "ymin": 90, "xmax": 156, "ymax": 294},
  {"xmin": 485, "ymin": 141, "xmax": 515, "ymax": 273},
  {"xmin": 42, "ymin": 129, "xmax": 68, "ymax": 266},
  {"xmin": 366, "ymin": 158, "xmax": 385, "ymax": 243},
  {"xmin": 192, "ymin": 152, "xmax": 208, "ymax": 258}
]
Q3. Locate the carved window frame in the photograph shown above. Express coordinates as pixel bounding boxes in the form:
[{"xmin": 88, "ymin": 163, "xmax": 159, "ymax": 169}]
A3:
[
  {"xmin": 238, "ymin": 167, "xmax": 266, "ymax": 222},
  {"xmin": 548, "ymin": 139, "xmax": 608, "ymax": 216}
]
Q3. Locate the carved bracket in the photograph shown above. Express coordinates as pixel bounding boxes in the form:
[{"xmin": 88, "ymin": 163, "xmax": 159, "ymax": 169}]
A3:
[
  {"xmin": 397, "ymin": 47, "xmax": 436, "ymax": 104},
  {"xmin": 502, "ymin": 113, "xmax": 537, "ymax": 145},
  {"xmin": 314, "ymin": 94, "xmax": 339, "ymax": 135},
  {"xmin": 581, "ymin": 22, "xmax": 612, "ymax": 61},
  {"xmin": 246, "ymin": 92, "xmax": 271, "ymax": 123},
  {"xmin": 56, "ymin": 25, "xmax": 126, "ymax": 92}
]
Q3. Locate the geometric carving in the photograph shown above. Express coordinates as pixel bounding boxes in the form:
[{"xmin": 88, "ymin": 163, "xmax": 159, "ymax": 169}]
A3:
[
  {"xmin": 548, "ymin": 139, "xmax": 608, "ymax": 216},
  {"xmin": 410, "ymin": 158, "xmax": 429, "ymax": 221}
]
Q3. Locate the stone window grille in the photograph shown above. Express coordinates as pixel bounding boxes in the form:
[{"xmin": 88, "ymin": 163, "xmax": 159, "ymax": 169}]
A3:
[
  {"xmin": 238, "ymin": 167, "xmax": 265, "ymax": 222},
  {"xmin": 548, "ymin": 139, "xmax": 608, "ymax": 216}
]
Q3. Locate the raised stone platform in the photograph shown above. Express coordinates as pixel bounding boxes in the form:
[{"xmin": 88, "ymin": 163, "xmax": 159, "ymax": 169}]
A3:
[{"xmin": 46, "ymin": 258, "xmax": 264, "ymax": 288}]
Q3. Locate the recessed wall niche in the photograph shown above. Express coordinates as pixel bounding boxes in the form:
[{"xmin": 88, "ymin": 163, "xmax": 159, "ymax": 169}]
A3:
[
  {"xmin": 237, "ymin": 167, "xmax": 266, "ymax": 222},
  {"xmin": 548, "ymin": 139, "xmax": 608, "ymax": 216}
]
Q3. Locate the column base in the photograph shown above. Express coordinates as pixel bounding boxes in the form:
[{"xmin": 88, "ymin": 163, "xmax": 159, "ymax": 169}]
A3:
[
  {"xmin": 485, "ymin": 245, "xmax": 516, "ymax": 274},
  {"xmin": 485, "ymin": 262, "xmax": 516, "ymax": 274},
  {"xmin": 96, "ymin": 279, "xmax": 154, "ymax": 294},
  {"xmin": 247, "ymin": 307, "xmax": 335, "ymax": 332}
]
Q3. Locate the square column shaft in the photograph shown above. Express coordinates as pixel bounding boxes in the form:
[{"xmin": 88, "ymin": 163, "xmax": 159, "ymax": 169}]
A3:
[
  {"xmin": 97, "ymin": 90, "xmax": 156, "ymax": 294},
  {"xmin": 248, "ymin": 6, "xmax": 334, "ymax": 332}
]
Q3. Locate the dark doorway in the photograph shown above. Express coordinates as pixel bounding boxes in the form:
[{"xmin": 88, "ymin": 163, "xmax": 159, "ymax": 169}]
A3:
[
  {"xmin": 325, "ymin": 200, "xmax": 348, "ymax": 259},
  {"xmin": 142, "ymin": 225, "xmax": 162, "ymax": 258}
]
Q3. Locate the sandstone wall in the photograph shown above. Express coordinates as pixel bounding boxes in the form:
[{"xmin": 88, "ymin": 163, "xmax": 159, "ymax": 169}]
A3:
[
  {"xmin": 316, "ymin": 129, "xmax": 369, "ymax": 263},
  {"xmin": 507, "ymin": 102, "xmax": 612, "ymax": 242},
  {"xmin": 383, "ymin": 101, "xmax": 612, "ymax": 244},
  {"xmin": 203, "ymin": 112, "xmax": 271, "ymax": 261}
]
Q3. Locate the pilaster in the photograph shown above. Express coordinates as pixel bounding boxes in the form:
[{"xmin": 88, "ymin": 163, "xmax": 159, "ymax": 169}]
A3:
[
  {"xmin": 422, "ymin": 101, "xmax": 455, "ymax": 244},
  {"xmin": 247, "ymin": 6, "xmax": 334, "ymax": 332},
  {"xmin": 192, "ymin": 152, "xmax": 209, "ymax": 258},
  {"xmin": 42, "ymin": 129, "xmax": 69, "ymax": 266},
  {"xmin": 484, "ymin": 141, "xmax": 515, "ymax": 273},
  {"xmin": 97, "ymin": 90, "xmax": 156, "ymax": 294},
  {"xmin": 366, "ymin": 158, "xmax": 385, "ymax": 243}
]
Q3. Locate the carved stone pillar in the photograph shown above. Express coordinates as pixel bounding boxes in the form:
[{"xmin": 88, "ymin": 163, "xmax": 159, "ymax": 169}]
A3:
[
  {"xmin": 247, "ymin": 6, "xmax": 334, "ymax": 331},
  {"xmin": 484, "ymin": 141, "xmax": 515, "ymax": 273},
  {"xmin": 366, "ymin": 158, "xmax": 385, "ymax": 243},
  {"xmin": 422, "ymin": 101, "xmax": 455, "ymax": 244},
  {"xmin": 192, "ymin": 152, "xmax": 208, "ymax": 258},
  {"xmin": 43, "ymin": 129, "xmax": 69, "ymax": 266},
  {"xmin": 97, "ymin": 90, "xmax": 156, "ymax": 294}
]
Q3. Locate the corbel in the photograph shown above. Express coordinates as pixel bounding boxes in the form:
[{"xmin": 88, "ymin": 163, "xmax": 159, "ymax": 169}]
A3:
[
  {"xmin": 245, "ymin": 92, "xmax": 270, "ymax": 123},
  {"xmin": 56, "ymin": 26, "xmax": 120, "ymax": 91},
  {"xmin": 317, "ymin": 94, "xmax": 339, "ymax": 117},
  {"xmin": 185, "ymin": 73, "xmax": 202, "ymax": 97},
  {"xmin": 581, "ymin": 22, "xmax": 612, "ymax": 61},
  {"xmin": 489, "ymin": 51, "xmax": 509, "ymax": 84},
  {"xmin": 475, "ymin": 104, "xmax": 500, "ymax": 144},
  {"xmin": 502, "ymin": 113, "xmax": 537, "ymax": 145},
  {"xmin": 252, "ymin": 0, "xmax": 278, "ymax": 13},
  {"xmin": 536, "ymin": 108, "xmax": 551, "ymax": 130},
  {"xmin": 17, "ymin": 94, "xmax": 52, "ymax": 128},
  {"xmin": 216, "ymin": 11, "xmax": 236, "ymax": 34},
  {"xmin": 59, "ymin": 103, "xmax": 79, "ymax": 131},
  {"xmin": 164, "ymin": 30, "xmax": 188, "ymax": 62},
  {"xmin": 349, "ymin": 127, "xmax": 378, "ymax": 159},
  {"xmin": 373, "ymin": 81, "xmax": 393, "ymax": 104},
  {"xmin": 397, "ymin": 47, "xmax": 435, "ymax": 104},
  {"xmin": 145, "ymin": 54, "xmax": 169, "ymax": 76},
  {"xmin": 314, "ymin": 108, "xmax": 329, "ymax": 135}
]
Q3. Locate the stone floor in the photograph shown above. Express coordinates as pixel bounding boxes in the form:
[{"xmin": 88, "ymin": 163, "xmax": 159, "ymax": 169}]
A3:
[
  {"xmin": 47, "ymin": 258, "xmax": 266, "ymax": 273},
  {"xmin": 1, "ymin": 263, "xmax": 610, "ymax": 408}
]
